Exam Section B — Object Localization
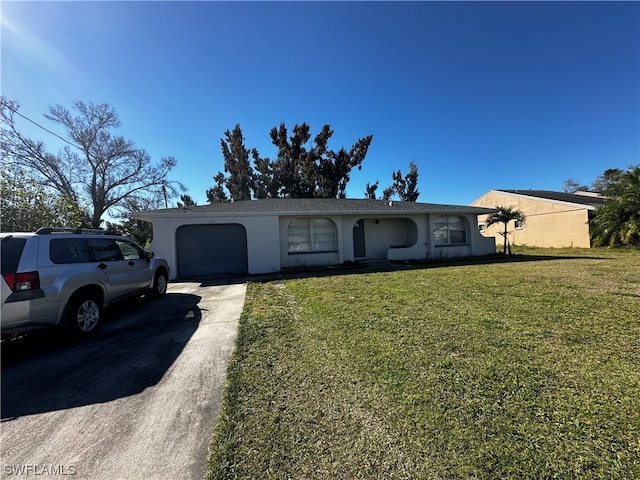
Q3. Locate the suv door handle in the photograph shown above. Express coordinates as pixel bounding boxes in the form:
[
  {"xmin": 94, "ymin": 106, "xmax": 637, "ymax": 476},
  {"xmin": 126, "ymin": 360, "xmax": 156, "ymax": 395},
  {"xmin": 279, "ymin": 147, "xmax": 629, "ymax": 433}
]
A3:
[
  {"xmin": 97, "ymin": 263, "xmax": 108, "ymax": 270},
  {"xmin": 128, "ymin": 261, "xmax": 135, "ymax": 266}
]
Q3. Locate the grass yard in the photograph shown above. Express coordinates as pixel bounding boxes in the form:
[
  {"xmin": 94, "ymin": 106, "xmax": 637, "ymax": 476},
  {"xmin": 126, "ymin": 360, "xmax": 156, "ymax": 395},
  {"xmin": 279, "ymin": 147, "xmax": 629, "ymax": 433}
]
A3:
[{"xmin": 207, "ymin": 248, "xmax": 640, "ymax": 479}]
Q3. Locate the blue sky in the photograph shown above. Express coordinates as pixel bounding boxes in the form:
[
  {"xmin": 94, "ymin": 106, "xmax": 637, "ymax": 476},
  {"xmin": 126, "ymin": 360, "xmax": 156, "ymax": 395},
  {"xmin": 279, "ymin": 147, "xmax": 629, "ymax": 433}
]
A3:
[{"xmin": 2, "ymin": 1, "xmax": 638, "ymax": 207}]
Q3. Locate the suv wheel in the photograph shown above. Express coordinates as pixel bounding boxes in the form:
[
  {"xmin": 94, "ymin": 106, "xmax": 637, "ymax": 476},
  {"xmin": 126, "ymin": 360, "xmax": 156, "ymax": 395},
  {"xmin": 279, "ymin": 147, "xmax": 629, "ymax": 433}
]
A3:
[
  {"xmin": 67, "ymin": 295, "xmax": 101, "ymax": 334},
  {"xmin": 152, "ymin": 270, "xmax": 168, "ymax": 297}
]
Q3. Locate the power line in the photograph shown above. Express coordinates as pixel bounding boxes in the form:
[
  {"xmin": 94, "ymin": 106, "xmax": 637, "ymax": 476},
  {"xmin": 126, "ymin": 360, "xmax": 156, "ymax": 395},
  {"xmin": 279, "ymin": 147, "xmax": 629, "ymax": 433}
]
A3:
[
  {"xmin": 524, "ymin": 207, "xmax": 595, "ymax": 217},
  {"xmin": 2, "ymin": 101, "xmax": 83, "ymax": 151}
]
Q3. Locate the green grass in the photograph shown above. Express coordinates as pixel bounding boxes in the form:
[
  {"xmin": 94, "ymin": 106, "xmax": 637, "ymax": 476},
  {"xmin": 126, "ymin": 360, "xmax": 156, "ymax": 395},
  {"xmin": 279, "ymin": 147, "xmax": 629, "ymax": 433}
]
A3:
[{"xmin": 207, "ymin": 247, "xmax": 640, "ymax": 479}]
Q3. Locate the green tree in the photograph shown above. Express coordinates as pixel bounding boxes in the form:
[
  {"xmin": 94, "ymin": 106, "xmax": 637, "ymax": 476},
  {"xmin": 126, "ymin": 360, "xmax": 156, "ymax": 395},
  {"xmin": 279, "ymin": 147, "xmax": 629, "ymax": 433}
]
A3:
[
  {"xmin": 486, "ymin": 205, "xmax": 526, "ymax": 255},
  {"xmin": 317, "ymin": 131, "xmax": 373, "ymax": 199},
  {"xmin": 392, "ymin": 161, "xmax": 420, "ymax": 201},
  {"xmin": 591, "ymin": 168, "xmax": 626, "ymax": 195},
  {"xmin": 1, "ymin": 97, "xmax": 181, "ymax": 228},
  {"xmin": 563, "ymin": 169, "xmax": 625, "ymax": 195},
  {"xmin": 591, "ymin": 165, "xmax": 640, "ymax": 247},
  {"xmin": 252, "ymin": 150, "xmax": 279, "ymax": 199},
  {"xmin": 209, "ymin": 123, "xmax": 373, "ymax": 201},
  {"xmin": 218, "ymin": 125, "xmax": 254, "ymax": 201},
  {"xmin": 107, "ymin": 195, "xmax": 166, "ymax": 247},
  {"xmin": 365, "ymin": 181, "xmax": 379, "ymax": 199},
  {"xmin": 176, "ymin": 194, "xmax": 197, "ymax": 208},
  {"xmin": 382, "ymin": 186, "xmax": 394, "ymax": 202},
  {"xmin": 0, "ymin": 166, "xmax": 86, "ymax": 231},
  {"xmin": 206, "ymin": 172, "xmax": 229, "ymax": 203},
  {"xmin": 381, "ymin": 162, "xmax": 420, "ymax": 202},
  {"xmin": 563, "ymin": 178, "xmax": 589, "ymax": 193},
  {"xmin": 269, "ymin": 122, "xmax": 318, "ymax": 198}
]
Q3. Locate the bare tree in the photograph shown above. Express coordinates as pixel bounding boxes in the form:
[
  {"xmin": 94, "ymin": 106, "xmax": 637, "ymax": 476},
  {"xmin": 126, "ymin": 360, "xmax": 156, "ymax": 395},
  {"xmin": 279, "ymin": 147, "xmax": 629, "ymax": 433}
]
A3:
[{"xmin": 1, "ymin": 97, "xmax": 182, "ymax": 228}]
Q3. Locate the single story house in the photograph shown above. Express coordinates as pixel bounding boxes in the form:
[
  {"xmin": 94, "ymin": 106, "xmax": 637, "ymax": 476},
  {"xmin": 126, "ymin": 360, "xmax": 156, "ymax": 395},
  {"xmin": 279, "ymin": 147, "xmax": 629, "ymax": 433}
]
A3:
[
  {"xmin": 132, "ymin": 198, "xmax": 497, "ymax": 279},
  {"xmin": 471, "ymin": 190, "xmax": 608, "ymax": 249}
]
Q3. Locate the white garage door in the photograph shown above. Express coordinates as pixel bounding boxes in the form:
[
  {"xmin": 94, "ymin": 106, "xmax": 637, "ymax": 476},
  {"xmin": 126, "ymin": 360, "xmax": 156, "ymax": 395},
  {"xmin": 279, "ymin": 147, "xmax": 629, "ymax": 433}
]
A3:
[{"xmin": 176, "ymin": 224, "xmax": 248, "ymax": 277}]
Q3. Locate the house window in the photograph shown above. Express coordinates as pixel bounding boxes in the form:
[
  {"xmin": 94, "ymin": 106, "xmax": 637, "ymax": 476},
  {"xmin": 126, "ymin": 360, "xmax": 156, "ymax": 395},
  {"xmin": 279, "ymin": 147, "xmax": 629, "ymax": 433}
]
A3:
[
  {"xmin": 478, "ymin": 224, "xmax": 486, "ymax": 233},
  {"xmin": 514, "ymin": 220, "xmax": 524, "ymax": 230},
  {"xmin": 288, "ymin": 218, "xmax": 337, "ymax": 253},
  {"xmin": 433, "ymin": 216, "xmax": 467, "ymax": 246}
]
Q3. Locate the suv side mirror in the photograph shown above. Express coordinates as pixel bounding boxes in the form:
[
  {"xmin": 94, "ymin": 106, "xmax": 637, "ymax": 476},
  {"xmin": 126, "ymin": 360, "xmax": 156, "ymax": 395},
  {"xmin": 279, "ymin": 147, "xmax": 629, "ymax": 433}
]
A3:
[{"xmin": 145, "ymin": 251, "xmax": 155, "ymax": 260}]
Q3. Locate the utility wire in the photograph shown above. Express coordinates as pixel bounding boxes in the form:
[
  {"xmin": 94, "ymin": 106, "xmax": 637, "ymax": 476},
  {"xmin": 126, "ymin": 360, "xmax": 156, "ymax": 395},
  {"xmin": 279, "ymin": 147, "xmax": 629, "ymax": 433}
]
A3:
[
  {"xmin": 522, "ymin": 207, "xmax": 596, "ymax": 217},
  {"xmin": 2, "ymin": 101, "xmax": 83, "ymax": 151}
]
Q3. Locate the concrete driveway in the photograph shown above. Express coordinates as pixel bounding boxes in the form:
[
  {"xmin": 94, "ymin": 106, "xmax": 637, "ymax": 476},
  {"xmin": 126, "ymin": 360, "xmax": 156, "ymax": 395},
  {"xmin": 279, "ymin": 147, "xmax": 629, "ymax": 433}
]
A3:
[{"xmin": 1, "ymin": 280, "xmax": 246, "ymax": 480}]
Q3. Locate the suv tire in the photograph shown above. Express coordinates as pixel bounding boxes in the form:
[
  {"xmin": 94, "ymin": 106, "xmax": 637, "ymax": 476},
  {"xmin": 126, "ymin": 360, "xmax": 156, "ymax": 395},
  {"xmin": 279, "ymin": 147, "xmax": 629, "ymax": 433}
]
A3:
[
  {"xmin": 2, "ymin": 230, "xmax": 169, "ymax": 338},
  {"xmin": 152, "ymin": 270, "xmax": 168, "ymax": 297},
  {"xmin": 66, "ymin": 294, "xmax": 101, "ymax": 335}
]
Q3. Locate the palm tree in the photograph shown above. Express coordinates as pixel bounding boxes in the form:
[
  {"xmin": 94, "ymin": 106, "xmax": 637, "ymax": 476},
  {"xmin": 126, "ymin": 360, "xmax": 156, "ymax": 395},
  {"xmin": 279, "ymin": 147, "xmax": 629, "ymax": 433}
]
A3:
[
  {"xmin": 486, "ymin": 206, "xmax": 526, "ymax": 254},
  {"xmin": 590, "ymin": 165, "xmax": 640, "ymax": 247}
]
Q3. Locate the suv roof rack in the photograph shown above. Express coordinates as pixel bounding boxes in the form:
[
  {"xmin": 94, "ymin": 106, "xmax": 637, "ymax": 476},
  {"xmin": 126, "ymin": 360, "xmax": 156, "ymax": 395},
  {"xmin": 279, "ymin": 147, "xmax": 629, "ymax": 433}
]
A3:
[{"xmin": 35, "ymin": 227, "xmax": 115, "ymax": 235}]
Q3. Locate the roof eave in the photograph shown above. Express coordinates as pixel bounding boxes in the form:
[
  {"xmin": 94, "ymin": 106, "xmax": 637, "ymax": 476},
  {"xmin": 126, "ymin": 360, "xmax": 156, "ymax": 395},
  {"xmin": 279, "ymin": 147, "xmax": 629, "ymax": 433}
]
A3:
[
  {"xmin": 493, "ymin": 190, "xmax": 601, "ymax": 209},
  {"xmin": 131, "ymin": 205, "xmax": 498, "ymax": 220}
]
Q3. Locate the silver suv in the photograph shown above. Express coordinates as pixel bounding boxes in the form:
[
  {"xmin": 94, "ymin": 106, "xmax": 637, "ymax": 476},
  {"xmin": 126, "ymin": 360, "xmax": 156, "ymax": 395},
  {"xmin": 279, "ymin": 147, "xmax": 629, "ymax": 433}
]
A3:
[{"xmin": 1, "ymin": 228, "xmax": 170, "ymax": 337}]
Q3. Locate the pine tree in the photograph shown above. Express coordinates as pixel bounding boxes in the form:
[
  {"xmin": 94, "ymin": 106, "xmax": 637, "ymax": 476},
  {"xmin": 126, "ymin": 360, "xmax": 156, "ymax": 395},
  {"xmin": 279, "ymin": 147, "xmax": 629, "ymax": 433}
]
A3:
[{"xmin": 220, "ymin": 125, "xmax": 253, "ymax": 201}]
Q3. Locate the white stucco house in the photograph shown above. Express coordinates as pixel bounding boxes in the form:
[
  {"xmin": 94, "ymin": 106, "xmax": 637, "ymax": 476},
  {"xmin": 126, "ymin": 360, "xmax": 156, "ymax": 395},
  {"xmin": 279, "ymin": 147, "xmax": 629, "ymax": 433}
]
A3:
[{"xmin": 132, "ymin": 198, "xmax": 497, "ymax": 279}]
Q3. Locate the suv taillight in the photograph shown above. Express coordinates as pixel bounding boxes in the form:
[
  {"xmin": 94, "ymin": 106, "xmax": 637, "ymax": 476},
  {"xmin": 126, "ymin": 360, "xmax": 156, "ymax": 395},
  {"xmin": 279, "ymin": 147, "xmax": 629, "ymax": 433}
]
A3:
[{"xmin": 3, "ymin": 272, "xmax": 41, "ymax": 291}]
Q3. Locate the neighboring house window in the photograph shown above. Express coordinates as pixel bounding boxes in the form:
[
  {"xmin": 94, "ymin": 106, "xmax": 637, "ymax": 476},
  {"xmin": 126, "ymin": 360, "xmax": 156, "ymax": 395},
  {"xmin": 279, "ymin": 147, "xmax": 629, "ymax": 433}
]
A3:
[
  {"xmin": 288, "ymin": 218, "xmax": 337, "ymax": 253},
  {"xmin": 433, "ymin": 216, "xmax": 467, "ymax": 246},
  {"xmin": 514, "ymin": 220, "xmax": 524, "ymax": 230},
  {"xmin": 478, "ymin": 224, "xmax": 486, "ymax": 233}
]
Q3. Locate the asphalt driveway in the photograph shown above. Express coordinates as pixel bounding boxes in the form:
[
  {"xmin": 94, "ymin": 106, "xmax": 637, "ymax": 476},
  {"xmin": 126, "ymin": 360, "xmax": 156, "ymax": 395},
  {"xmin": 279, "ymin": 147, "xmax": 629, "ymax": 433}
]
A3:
[{"xmin": 1, "ymin": 280, "xmax": 246, "ymax": 480}]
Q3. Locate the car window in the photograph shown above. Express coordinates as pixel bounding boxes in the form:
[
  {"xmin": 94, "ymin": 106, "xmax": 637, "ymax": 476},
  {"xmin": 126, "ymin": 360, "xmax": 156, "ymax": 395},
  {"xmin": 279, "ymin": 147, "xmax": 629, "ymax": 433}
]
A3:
[
  {"xmin": 50, "ymin": 238, "xmax": 92, "ymax": 264},
  {"xmin": 1, "ymin": 236, "xmax": 27, "ymax": 274},
  {"xmin": 116, "ymin": 240, "xmax": 145, "ymax": 260},
  {"xmin": 87, "ymin": 238, "xmax": 124, "ymax": 262}
]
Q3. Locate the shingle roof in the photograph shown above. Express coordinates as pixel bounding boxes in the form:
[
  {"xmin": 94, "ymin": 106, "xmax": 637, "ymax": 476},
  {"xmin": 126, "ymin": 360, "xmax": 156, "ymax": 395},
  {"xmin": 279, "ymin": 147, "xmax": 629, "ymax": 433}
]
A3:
[
  {"xmin": 136, "ymin": 198, "xmax": 497, "ymax": 217},
  {"xmin": 497, "ymin": 190, "xmax": 608, "ymax": 207}
]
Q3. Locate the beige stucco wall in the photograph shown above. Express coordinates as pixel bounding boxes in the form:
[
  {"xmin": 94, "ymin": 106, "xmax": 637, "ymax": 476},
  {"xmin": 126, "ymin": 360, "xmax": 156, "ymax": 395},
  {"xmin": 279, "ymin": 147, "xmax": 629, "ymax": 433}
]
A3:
[{"xmin": 471, "ymin": 191, "xmax": 592, "ymax": 248}]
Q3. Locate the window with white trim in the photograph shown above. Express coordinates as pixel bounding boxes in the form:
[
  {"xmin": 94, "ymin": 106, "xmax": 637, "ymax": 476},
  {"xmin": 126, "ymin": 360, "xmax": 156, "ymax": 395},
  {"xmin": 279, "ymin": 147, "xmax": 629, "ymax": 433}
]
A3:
[
  {"xmin": 287, "ymin": 218, "xmax": 337, "ymax": 253},
  {"xmin": 514, "ymin": 220, "xmax": 524, "ymax": 230},
  {"xmin": 433, "ymin": 216, "xmax": 468, "ymax": 246}
]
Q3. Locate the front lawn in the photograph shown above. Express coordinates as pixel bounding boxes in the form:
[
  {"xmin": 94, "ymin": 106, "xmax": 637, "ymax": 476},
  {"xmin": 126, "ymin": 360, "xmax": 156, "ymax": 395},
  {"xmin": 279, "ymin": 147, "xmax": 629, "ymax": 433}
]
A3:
[{"xmin": 207, "ymin": 248, "xmax": 640, "ymax": 479}]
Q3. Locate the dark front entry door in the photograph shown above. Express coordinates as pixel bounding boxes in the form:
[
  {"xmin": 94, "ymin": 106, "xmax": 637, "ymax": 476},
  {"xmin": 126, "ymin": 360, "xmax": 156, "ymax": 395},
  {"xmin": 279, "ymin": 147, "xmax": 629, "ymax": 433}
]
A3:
[{"xmin": 353, "ymin": 219, "xmax": 366, "ymax": 258}]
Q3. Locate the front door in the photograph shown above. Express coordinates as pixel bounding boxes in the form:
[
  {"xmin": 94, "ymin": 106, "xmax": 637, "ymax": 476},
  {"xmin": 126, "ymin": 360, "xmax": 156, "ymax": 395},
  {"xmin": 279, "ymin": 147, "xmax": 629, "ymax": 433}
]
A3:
[{"xmin": 353, "ymin": 219, "xmax": 366, "ymax": 258}]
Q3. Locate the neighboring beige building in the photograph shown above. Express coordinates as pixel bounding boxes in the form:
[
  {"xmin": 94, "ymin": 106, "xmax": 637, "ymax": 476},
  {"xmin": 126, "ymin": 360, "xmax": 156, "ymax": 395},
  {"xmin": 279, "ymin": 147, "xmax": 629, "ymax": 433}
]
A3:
[{"xmin": 471, "ymin": 190, "xmax": 607, "ymax": 249}]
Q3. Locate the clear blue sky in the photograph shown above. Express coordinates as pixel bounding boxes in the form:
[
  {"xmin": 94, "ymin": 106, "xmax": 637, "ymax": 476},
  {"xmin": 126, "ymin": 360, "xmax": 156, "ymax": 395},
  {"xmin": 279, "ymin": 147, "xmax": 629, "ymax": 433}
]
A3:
[{"xmin": 2, "ymin": 1, "xmax": 638, "ymax": 207}]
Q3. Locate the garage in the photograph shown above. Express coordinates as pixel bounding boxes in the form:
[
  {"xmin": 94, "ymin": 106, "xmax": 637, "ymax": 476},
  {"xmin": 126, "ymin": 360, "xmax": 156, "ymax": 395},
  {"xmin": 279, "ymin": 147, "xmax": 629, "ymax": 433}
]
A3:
[{"xmin": 176, "ymin": 224, "xmax": 248, "ymax": 277}]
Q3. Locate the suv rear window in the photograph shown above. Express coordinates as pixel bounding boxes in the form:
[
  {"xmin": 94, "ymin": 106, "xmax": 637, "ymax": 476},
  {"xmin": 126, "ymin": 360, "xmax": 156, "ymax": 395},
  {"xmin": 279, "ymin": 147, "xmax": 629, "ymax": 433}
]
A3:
[
  {"xmin": 1, "ymin": 237, "xmax": 27, "ymax": 274},
  {"xmin": 50, "ymin": 238, "xmax": 92, "ymax": 264}
]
